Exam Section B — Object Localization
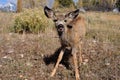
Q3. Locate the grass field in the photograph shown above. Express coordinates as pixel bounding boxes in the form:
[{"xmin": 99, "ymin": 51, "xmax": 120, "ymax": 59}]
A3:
[{"xmin": 0, "ymin": 10, "xmax": 120, "ymax": 80}]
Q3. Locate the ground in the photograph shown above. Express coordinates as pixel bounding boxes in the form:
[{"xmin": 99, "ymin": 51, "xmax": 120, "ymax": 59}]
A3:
[{"xmin": 0, "ymin": 11, "xmax": 120, "ymax": 80}]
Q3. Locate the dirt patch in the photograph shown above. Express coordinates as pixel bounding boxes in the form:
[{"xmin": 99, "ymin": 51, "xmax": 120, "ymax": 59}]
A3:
[{"xmin": 0, "ymin": 32, "xmax": 120, "ymax": 80}]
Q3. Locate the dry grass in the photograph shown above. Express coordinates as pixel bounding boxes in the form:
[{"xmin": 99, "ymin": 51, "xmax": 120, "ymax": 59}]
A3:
[
  {"xmin": 0, "ymin": 10, "xmax": 120, "ymax": 80},
  {"xmin": 0, "ymin": 11, "xmax": 15, "ymax": 33}
]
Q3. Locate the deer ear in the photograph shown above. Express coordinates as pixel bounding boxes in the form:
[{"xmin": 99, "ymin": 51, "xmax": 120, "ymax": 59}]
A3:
[
  {"xmin": 44, "ymin": 6, "xmax": 56, "ymax": 19},
  {"xmin": 65, "ymin": 9, "xmax": 79, "ymax": 19}
]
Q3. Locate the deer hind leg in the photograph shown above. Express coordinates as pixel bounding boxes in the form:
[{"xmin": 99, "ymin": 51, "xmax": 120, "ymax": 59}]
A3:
[
  {"xmin": 50, "ymin": 50, "xmax": 64, "ymax": 77},
  {"xmin": 78, "ymin": 42, "xmax": 83, "ymax": 64},
  {"xmin": 72, "ymin": 48, "xmax": 80, "ymax": 80}
]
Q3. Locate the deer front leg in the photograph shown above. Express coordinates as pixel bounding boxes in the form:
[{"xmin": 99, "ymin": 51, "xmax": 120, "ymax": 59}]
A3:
[
  {"xmin": 50, "ymin": 50, "xmax": 64, "ymax": 77},
  {"xmin": 72, "ymin": 48, "xmax": 80, "ymax": 80},
  {"xmin": 78, "ymin": 42, "xmax": 82, "ymax": 63}
]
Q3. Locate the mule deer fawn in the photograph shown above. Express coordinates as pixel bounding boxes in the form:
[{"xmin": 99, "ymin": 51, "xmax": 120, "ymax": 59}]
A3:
[{"xmin": 44, "ymin": 6, "xmax": 86, "ymax": 80}]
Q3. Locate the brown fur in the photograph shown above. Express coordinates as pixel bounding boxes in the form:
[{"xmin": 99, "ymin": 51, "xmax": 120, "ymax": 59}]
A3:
[
  {"xmin": 44, "ymin": 6, "xmax": 86, "ymax": 80},
  {"xmin": 61, "ymin": 16, "xmax": 86, "ymax": 47}
]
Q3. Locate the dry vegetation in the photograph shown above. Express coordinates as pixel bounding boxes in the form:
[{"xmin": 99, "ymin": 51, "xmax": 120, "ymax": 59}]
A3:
[{"xmin": 0, "ymin": 9, "xmax": 120, "ymax": 80}]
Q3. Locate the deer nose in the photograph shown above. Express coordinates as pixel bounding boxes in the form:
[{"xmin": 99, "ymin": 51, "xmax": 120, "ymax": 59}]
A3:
[
  {"xmin": 57, "ymin": 24, "xmax": 64, "ymax": 31},
  {"xmin": 58, "ymin": 24, "xmax": 64, "ymax": 28}
]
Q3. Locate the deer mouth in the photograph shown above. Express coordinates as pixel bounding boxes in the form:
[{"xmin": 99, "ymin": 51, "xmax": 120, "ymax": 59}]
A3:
[{"xmin": 58, "ymin": 28, "xmax": 64, "ymax": 32}]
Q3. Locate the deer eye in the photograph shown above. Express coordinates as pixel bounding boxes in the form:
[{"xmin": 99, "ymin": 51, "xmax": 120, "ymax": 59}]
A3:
[
  {"xmin": 64, "ymin": 20, "xmax": 67, "ymax": 22},
  {"xmin": 53, "ymin": 19, "xmax": 58, "ymax": 22}
]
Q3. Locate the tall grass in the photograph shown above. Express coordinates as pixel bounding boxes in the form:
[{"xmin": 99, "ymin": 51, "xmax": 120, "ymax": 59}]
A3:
[
  {"xmin": 85, "ymin": 12, "xmax": 120, "ymax": 45},
  {"xmin": 0, "ymin": 12, "xmax": 15, "ymax": 33}
]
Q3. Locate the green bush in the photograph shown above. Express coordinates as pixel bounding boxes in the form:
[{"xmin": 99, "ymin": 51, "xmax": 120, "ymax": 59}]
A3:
[
  {"xmin": 57, "ymin": 0, "xmax": 74, "ymax": 7},
  {"xmin": 116, "ymin": 0, "xmax": 120, "ymax": 10},
  {"xmin": 13, "ymin": 7, "xmax": 53, "ymax": 33}
]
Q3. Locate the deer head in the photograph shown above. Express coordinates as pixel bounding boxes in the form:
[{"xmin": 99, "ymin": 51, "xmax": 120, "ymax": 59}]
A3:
[{"xmin": 44, "ymin": 6, "xmax": 80, "ymax": 36}]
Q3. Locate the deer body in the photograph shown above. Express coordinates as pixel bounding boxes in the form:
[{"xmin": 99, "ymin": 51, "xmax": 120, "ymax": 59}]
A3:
[
  {"xmin": 60, "ymin": 17, "xmax": 86, "ymax": 47},
  {"xmin": 44, "ymin": 6, "xmax": 86, "ymax": 80}
]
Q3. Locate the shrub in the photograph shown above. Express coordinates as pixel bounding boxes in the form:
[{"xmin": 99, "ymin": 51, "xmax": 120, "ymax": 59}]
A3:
[
  {"xmin": 13, "ymin": 7, "xmax": 53, "ymax": 33},
  {"xmin": 116, "ymin": 0, "xmax": 120, "ymax": 11},
  {"xmin": 57, "ymin": 0, "xmax": 74, "ymax": 7}
]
